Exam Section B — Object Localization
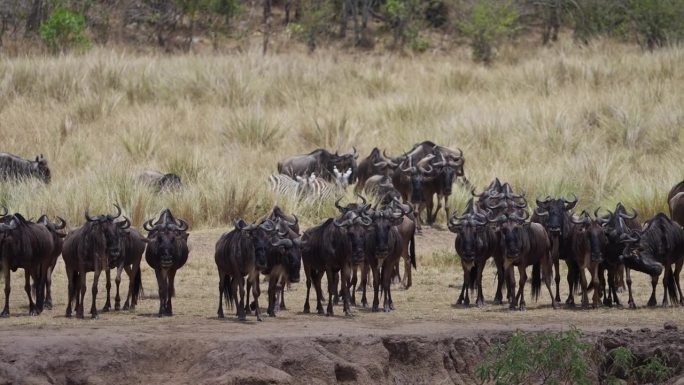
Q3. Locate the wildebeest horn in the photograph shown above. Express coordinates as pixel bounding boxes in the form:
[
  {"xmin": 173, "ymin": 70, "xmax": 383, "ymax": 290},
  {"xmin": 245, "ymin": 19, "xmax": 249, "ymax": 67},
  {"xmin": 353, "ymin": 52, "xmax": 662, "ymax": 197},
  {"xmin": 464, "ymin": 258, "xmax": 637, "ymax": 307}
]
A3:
[
  {"xmin": 447, "ymin": 214, "xmax": 461, "ymax": 232},
  {"xmin": 352, "ymin": 146, "xmax": 358, "ymax": 159},
  {"xmin": 0, "ymin": 206, "xmax": 7, "ymax": 217},
  {"xmin": 535, "ymin": 195, "xmax": 552, "ymax": 208},
  {"xmin": 143, "ymin": 219, "xmax": 155, "ymax": 231},
  {"xmin": 383, "ymin": 149, "xmax": 394, "ymax": 160},
  {"xmin": 485, "ymin": 199, "xmax": 507, "ymax": 210},
  {"xmin": 84, "ymin": 209, "xmax": 99, "ymax": 222},
  {"xmin": 357, "ymin": 194, "xmax": 368, "ymax": 206},
  {"xmin": 235, "ymin": 220, "xmax": 257, "ymax": 231},
  {"xmin": 473, "ymin": 213, "xmax": 488, "ymax": 226},
  {"xmin": 570, "ymin": 211, "xmax": 591, "ymax": 225},
  {"xmin": 356, "ymin": 215, "xmax": 373, "ymax": 226},
  {"xmin": 54, "ymin": 216, "xmax": 67, "ymax": 230},
  {"xmin": 620, "ymin": 230, "xmax": 641, "ymax": 243},
  {"xmin": 374, "ymin": 161, "xmax": 388, "ymax": 168},
  {"xmin": 117, "ymin": 216, "xmax": 131, "ymax": 229},
  {"xmin": 618, "ymin": 208, "xmax": 637, "ymax": 219},
  {"xmin": 510, "ymin": 210, "xmax": 529, "ymax": 222},
  {"xmin": 111, "ymin": 204, "xmax": 122, "ymax": 219},
  {"xmin": 486, "ymin": 211, "xmax": 507, "ymax": 223},
  {"xmin": 335, "ymin": 196, "xmax": 346, "ymax": 213},
  {"xmin": 513, "ymin": 199, "xmax": 528, "ymax": 209},
  {"xmin": 534, "ymin": 207, "xmax": 549, "ymax": 217},
  {"xmin": 271, "ymin": 238, "xmax": 293, "ymax": 248},
  {"xmin": 471, "ymin": 188, "xmax": 484, "ymax": 198},
  {"xmin": 448, "ymin": 158, "xmax": 464, "ymax": 167},
  {"xmin": 333, "ymin": 215, "xmax": 354, "ymax": 228},
  {"xmin": 562, "ymin": 193, "xmax": 578, "ymax": 209}
]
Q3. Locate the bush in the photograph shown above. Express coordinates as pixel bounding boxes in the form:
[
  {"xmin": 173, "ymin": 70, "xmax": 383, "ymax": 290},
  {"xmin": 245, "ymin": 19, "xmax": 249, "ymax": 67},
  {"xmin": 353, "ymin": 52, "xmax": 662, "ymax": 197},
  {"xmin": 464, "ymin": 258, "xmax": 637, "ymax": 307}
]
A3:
[
  {"xmin": 626, "ymin": 0, "xmax": 684, "ymax": 50},
  {"xmin": 458, "ymin": 0, "xmax": 518, "ymax": 64},
  {"xmin": 475, "ymin": 328, "xmax": 592, "ymax": 385},
  {"xmin": 39, "ymin": 8, "xmax": 91, "ymax": 54}
]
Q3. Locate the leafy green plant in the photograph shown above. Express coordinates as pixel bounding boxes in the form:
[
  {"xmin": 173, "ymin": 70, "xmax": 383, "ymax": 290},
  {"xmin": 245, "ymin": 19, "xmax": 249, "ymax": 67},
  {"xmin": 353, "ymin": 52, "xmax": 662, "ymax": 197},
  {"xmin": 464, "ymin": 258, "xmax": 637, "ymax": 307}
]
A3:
[
  {"xmin": 458, "ymin": 0, "xmax": 519, "ymax": 64},
  {"xmin": 626, "ymin": 0, "xmax": 684, "ymax": 50},
  {"xmin": 39, "ymin": 8, "xmax": 91, "ymax": 54},
  {"xmin": 476, "ymin": 328, "xmax": 592, "ymax": 385},
  {"xmin": 634, "ymin": 354, "xmax": 673, "ymax": 384}
]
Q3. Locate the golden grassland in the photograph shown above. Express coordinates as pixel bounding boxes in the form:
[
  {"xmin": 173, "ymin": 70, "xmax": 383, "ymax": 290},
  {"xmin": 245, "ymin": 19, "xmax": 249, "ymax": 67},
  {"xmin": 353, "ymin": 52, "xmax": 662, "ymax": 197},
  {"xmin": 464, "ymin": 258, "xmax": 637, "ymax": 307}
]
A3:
[{"xmin": 0, "ymin": 40, "xmax": 683, "ymax": 231}]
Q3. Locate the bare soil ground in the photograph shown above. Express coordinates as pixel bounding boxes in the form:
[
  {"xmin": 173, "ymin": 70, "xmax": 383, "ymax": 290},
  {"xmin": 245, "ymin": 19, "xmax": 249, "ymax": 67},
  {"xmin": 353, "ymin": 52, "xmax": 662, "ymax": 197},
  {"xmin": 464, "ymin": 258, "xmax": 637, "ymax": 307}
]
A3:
[{"xmin": 1, "ymin": 227, "xmax": 684, "ymax": 384}]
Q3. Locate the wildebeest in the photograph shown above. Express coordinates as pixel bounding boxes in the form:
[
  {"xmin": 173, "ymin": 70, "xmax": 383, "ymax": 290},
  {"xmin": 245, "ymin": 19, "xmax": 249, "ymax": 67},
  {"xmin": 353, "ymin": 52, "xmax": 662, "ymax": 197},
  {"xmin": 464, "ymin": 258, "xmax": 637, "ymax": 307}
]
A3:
[
  {"xmin": 669, "ymin": 192, "xmax": 684, "ymax": 227},
  {"xmin": 421, "ymin": 152, "xmax": 464, "ymax": 224},
  {"xmin": 137, "ymin": 170, "xmax": 182, "ymax": 191},
  {"xmin": 0, "ymin": 153, "xmax": 51, "ymax": 183},
  {"xmin": 621, "ymin": 213, "xmax": 684, "ymax": 307},
  {"xmin": 0, "ymin": 213, "xmax": 54, "ymax": 316},
  {"xmin": 263, "ymin": 206, "xmax": 300, "ymax": 312},
  {"xmin": 360, "ymin": 201, "xmax": 412, "ymax": 312},
  {"xmin": 600, "ymin": 203, "xmax": 657, "ymax": 308},
  {"xmin": 278, "ymin": 148, "xmax": 359, "ymax": 183},
  {"xmin": 301, "ymin": 210, "xmax": 370, "ymax": 316},
  {"xmin": 355, "ymin": 147, "xmax": 398, "ymax": 192},
  {"xmin": 144, "ymin": 210, "xmax": 190, "ymax": 317},
  {"xmin": 448, "ymin": 199, "xmax": 503, "ymax": 307},
  {"xmin": 668, "ymin": 180, "xmax": 684, "ymax": 204},
  {"xmin": 568, "ymin": 210, "xmax": 608, "ymax": 308},
  {"xmin": 106, "ymin": 226, "xmax": 147, "ymax": 311},
  {"xmin": 488, "ymin": 211, "xmax": 557, "ymax": 310},
  {"xmin": 531, "ymin": 194, "xmax": 579, "ymax": 305},
  {"xmin": 63, "ymin": 205, "xmax": 128, "ymax": 318},
  {"xmin": 264, "ymin": 218, "xmax": 302, "ymax": 317},
  {"xmin": 215, "ymin": 219, "xmax": 276, "ymax": 321},
  {"xmin": 36, "ymin": 215, "xmax": 67, "ymax": 310}
]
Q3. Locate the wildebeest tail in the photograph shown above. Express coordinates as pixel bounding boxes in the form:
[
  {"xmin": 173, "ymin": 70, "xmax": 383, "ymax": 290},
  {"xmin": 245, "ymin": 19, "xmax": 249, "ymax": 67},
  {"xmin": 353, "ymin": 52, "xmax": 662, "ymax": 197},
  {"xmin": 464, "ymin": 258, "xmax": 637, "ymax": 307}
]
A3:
[
  {"xmin": 566, "ymin": 260, "xmax": 581, "ymax": 295},
  {"xmin": 410, "ymin": 234, "xmax": 416, "ymax": 269},
  {"xmin": 666, "ymin": 267, "xmax": 678, "ymax": 304},
  {"xmin": 224, "ymin": 275, "xmax": 234, "ymax": 309},
  {"xmin": 531, "ymin": 262, "xmax": 541, "ymax": 301},
  {"xmin": 132, "ymin": 269, "xmax": 143, "ymax": 303}
]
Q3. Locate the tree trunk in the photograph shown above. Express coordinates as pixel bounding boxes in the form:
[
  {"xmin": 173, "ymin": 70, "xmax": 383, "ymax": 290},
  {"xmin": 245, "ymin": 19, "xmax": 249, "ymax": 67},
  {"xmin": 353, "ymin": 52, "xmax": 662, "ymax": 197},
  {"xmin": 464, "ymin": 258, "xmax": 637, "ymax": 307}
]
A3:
[
  {"xmin": 263, "ymin": 0, "xmax": 271, "ymax": 55},
  {"xmin": 340, "ymin": 0, "xmax": 348, "ymax": 38},
  {"xmin": 350, "ymin": 0, "xmax": 360, "ymax": 45},
  {"xmin": 25, "ymin": 0, "xmax": 45, "ymax": 36}
]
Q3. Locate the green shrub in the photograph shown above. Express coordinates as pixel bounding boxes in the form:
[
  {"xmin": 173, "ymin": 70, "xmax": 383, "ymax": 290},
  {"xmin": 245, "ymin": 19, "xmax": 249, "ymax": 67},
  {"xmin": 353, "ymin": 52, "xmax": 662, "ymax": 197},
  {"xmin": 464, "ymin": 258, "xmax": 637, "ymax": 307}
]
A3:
[
  {"xmin": 626, "ymin": 0, "xmax": 684, "ymax": 50},
  {"xmin": 476, "ymin": 328, "xmax": 592, "ymax": 385},
  {"xmin": 39, "ymin": 8, "xmax": 91, "ymax": 54},
  {"xmin": 458, "ymin": 0, "xmax": 518, "ymax": 64}
]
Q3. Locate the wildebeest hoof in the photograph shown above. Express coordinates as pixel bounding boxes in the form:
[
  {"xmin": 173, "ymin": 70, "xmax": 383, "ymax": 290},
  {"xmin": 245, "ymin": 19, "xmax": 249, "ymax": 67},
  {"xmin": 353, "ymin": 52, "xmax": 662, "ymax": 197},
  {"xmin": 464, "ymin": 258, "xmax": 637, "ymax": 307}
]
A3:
[
  {"xmin": 628, "ymin": 302, "xmax": 636, "ymax": 309},
  {"xmin": 101, "ymin": 307, "xmax": 110, "ymax": 313},
  {"xmin": 280, "ymin": 305, "xmax": 287, "ymax": 311},
  {"xmin": 158, "ymin": 313, "xmax": 164, "ymax": 318},
  {"xmin": 115, "ymin": 304, "xmax": 121, "ymax": 311},
  {"xmin": 493, "ymin": 299, "xmax": 502, "ymax": 305},
  {"xmin": 476, "ymin": 301, "xmax": 484, "ymax": 308},
  {"xmin": 371, "ymin": 307, "xmax": 379, "ymax": 312},
  {"xmin": 303, "ymin": 307, "xmax": 310, "ymax": 314},
  {"xmin": 29, "ymin": 310, "xmax": 39, "ymax": 316},
  {"xmin": 647, "ymin": 299, "xmax": 657, "ymax": 307},
  {"xmin": 268, "ymin": 312, "xmax": 276, "ymax": 317},
  {"xmin": 45, "ymin": 301, "xmax": 53, "ymax": 310},
  {"xmin": 122, "ymin": 304, "xmax": 130, "ymax": 311},
  {"xmin": 218, "ymin": 313, "xmax": 225, "ymax": 319},
  {"xmin": 238, "ymin": 316, "xmax": 246, "ymax": 321},
  {"xmin": 1, "ymin": 311, "xmax": 9, "ymax": 318},
  {"xmin": 603, "ymin": 298, "xmax": 612, "ymax": 307},
  {"xmin": 552, "ymin": 302, "xmax": 560, "ymax": 310},
  {"xmin": 519, "ymin": 304, "xmax": 526, "ymax": 311},
  {"xmin": 250, "ymin": 301, "xmax": 257, "ymax": 311},
  {"xmin": 91, "ymin": 313, "xmax": 99, "ymax": 319},
  {"xmin": 257, "ymin": 316, "xmax": 263, "ymax": 322}
]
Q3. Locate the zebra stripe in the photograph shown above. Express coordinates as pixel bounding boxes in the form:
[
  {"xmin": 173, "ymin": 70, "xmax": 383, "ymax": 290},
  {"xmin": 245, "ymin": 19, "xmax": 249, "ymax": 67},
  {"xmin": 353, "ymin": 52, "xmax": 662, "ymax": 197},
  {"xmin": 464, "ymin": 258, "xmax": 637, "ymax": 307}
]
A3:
[{"xmin": 268, "ymin": 174, "xmax": 301, "ymax": 197}]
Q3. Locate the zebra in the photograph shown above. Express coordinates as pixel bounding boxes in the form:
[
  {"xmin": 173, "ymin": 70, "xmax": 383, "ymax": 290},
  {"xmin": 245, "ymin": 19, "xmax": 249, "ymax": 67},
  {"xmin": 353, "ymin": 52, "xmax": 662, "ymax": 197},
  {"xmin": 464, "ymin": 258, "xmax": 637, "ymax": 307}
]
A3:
[
  {"xmin": 268, "ymin": 174, "xmax": 303, "ymax": 197},
  {"xmin": 269, "ymin": 167, "xmax": 352, "ymax": 201}
]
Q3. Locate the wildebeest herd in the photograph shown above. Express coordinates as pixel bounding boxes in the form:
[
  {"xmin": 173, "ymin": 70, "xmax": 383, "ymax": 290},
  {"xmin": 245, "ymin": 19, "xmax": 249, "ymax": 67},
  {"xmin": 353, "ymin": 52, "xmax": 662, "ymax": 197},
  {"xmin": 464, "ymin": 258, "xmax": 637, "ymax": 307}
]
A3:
[{"xmin": 1, "ymin": 145, "xmax": 684, "ymax": 322}]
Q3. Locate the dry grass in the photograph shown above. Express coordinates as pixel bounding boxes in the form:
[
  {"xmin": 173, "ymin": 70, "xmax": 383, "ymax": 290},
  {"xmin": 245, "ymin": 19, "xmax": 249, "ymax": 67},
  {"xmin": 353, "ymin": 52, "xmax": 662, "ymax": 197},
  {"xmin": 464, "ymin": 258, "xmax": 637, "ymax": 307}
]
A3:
[{"xmin": 0, "ymin": 41, "xmax": 682, "ymax": 228}]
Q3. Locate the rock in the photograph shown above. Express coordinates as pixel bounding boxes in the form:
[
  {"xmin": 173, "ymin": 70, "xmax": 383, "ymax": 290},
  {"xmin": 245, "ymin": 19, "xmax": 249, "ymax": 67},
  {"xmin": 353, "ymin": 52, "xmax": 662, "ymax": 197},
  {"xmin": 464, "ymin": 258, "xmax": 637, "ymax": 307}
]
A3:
[{"xmin": 664, "ymin": 322, "xmax": 678, "ymax": 331}]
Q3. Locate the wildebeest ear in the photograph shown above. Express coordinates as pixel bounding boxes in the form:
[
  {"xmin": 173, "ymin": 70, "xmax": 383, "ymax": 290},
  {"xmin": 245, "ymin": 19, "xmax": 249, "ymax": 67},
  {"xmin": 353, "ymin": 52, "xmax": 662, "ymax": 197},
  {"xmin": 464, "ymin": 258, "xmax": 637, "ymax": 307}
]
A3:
[{"xmin": 182, "ymin": 233, "xmax": 189, "ymax": 240}]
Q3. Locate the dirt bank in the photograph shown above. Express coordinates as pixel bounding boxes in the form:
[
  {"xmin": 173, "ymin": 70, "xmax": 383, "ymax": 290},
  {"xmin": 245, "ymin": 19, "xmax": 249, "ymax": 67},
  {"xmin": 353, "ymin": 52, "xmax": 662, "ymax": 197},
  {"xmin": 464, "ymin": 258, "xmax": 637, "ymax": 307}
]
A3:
[{"xmin": 1, "ymin": 322, "xmax": 683, "ymax": 385}]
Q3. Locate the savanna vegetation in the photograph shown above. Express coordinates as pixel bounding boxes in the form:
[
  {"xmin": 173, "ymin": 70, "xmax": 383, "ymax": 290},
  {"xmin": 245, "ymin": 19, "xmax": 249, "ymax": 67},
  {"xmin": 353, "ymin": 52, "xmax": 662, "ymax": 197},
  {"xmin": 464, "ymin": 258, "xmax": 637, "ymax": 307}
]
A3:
[{"xmin": 0, "ymin": 41, "xmax": 682, "ymax": 229}]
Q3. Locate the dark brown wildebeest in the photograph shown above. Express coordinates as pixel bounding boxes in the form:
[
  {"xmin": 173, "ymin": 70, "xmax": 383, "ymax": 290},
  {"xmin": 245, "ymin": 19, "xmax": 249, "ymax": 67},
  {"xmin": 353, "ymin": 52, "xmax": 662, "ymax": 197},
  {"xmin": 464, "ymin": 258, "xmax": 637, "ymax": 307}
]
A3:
[
  {"xmin": 0, "ymin": 153, "xmax": 51, "ymax": 183},
  {"xmin": 266, "ymin": 206, "xmax": 300, "ymax": 235},
  {"xmin": 599, "ymin": 203, "xmax": 659, "ymax": 308},
  {"xmin": 215, "ymin": 219, "xmax": 276, "ymax": 321},
  {"xmin": 105, "ymin": 226, "xmax": 147, "ymax": 311},
  {"xmin": 278, "ymin": 148, "xmax": 359, "ymax": 183},
  {"xmin": 360, "ymin": 201, "xmax": 412, "ymax": 312},
  {"xmin": 0, "ymin": 213, "xmax": 54, "ymax": 316},
  {"xmin": 488, "ymin": 211, "xmax": 557, "ymax": 310},
  {"xmin": 137, "ymin": 170, "xmax": 182, "ymax": 191},
  {"xmin": 36, "ymin": 215, "xmax": 67, "ymax": 310},
  {"xmin": 621, "ymin": 213, "xmax": 684, "ymax": 307},
  {"xmin": 668, "ymin": 180, "xmax": 684, "ymax": 204},
  {"xmin": 531, "ymin": 194, "xmax": 579, "ymax": 306},
  {"xmin": 264, "ymin": 218, "xmax": 302, "ymax": 317},
  {"xmin": 355, "ymin": 147, "xmax": 398, "ymax": 193},
  {"xmin": 63, "ymin": 205, "xmax": 127, "ymax": 318},
  {"xmin": 448, "ymin": 199, "xmax": 504, "ymax": 307},
  {"xmin": 421, "ymin": 152, "xmax": 465, "ymax": 224},
  {"xmin": 669, "ymin": 192, "xmax": 684, "ymax": 227},
  {"xmin": 568, "ymin": 210, "xmax": 608, "ymax": 308},
  {"xmin": 144, "ymin": 210, "xmax": 189, "ymax": 317},
  {"xmin": 301, "ymin": 210, "xmax": 370, "ymax": 316}
]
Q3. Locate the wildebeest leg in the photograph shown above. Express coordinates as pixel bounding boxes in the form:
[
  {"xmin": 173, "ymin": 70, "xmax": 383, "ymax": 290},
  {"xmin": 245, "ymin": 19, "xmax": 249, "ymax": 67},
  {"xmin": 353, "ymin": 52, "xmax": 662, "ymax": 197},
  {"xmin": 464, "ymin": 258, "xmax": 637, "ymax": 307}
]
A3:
[
  {"xmin": 1, "ymin": 259, "xmax": 10, "ymax": 317},
  {"xmin": 250, "ymin": 272, "xmax": 262, "ymax": 321},
  {"xmin": 626, "ymin": 268, "xmax": 636, "ymax": 309},
  {"xmin": 476, "ymin": 261, "xmax": 486, "ymax": 308},
  {"xmin": 647, "ymin": 273, "xmax": 658, "ymax": 307},
  {"xmin": 674, "ymin": 258, "xmax": 684, "ymax": 306},
  {"xmin": 601, "ymin": 266, "xmax": 612, "ymax": 307},
  {"xmin": 114, "ymin": 266, "xmax": 124, "ymax": 311},
  {"xmin": 122, "ymin": 264, "xmax": 134, "ymax": 310},
  {"xmin": 341, "ymin": 264, "xmax": 353, "ymax": 316},
  {"xmin": 167, "ymin": 269, "xmax": 177, "ymax": 316},
  {"xmin": 303, "ymin": 267, "xmax": 312, "ymax": 313},
  {"xmin": 661, "ymin": 265, "xmax": 672, "ymax": 307},
  {"xmin": 542, "ymin": 259, "xmax": 558, "ymax": 309},
  {"xmin": 493, "ymin": 256, "xmax": 504, "ymax": 305},
  {"xmin": 371, "ymin": 263, "xmax": 380, "ymax": 312},
  {"xmin": 237, "ymin": 276, "xmax": 246, "ymax": 321},
  {"xmin": 382, "ymin": 264, "xmax": 392, "ymax": 312},
  {"xmin": 267, "ymin": 274, "xmax": 276, "ymax": 317},
  {"xmin": 590, "ymin": 263, "xmax": 600, "ymax": 309},
  {"xmin": 578, "ymin": 263, "xmax": 590, "ymax": 309},
  {"xmin": 102, "ymin": 266, "xmax": 112, "ymax": 313},
  {"xmin": 313, "ymin": 270, "xmax": 325, "ymax": 314},
  {"xmin": 442, "ymin": 195, "xmax": 449, "ymax": 226},
  {"xmin": 332, "ymin": 271, "xmax": 340, "ymax": 305},
  {"xmin": 245, "ymin": 279, "xmax": 252, "ymax": 314},
  {"xmin": 515, "ymin": 265, "xmax": 527, "ymax": 311},
  {"xmin": 155, "ymin": 269, "xmax": 167, "ymax": 317},
  {"xmin": 609, "ymin": 267, "xmax": 621, "ymax": 307},
  {"xmin": 361, "ymin": 262, "xmax": 370, "ymax": 308},
  {"xmin": 25, "ymin": 271, "xmax": 37, "ymax": 316},
  {"xmin": 507, "ymin": 265, "xmax": 517, "ymax": 310},
  {"xmin": 391, "ymin": 259, "xmax": 401, "ymax": 285},
  {"xmin": 350, "ymin": 266, "xmax": 357, "ymax": 306},
  {"xmin": 565, "ymin": 261, "xmax": 576, "ymax": 307},
  {"xmin": 403, "ymin": 254, "xmax": 412, "ymax": 289},
  {"xmin": 65, "ymin": 267, "xmax": 75, "ymax": 318},
  {"xmin": 90, "ymin": 262, "xmax": 102, "ymax": 319},
  {"xmin": 326, "ymin": 269, "xmax": 335, "ymax": 316},
  {"xmin": 553, "ymin": 258, "xmax": 561, "ymax": 303},
  {"xmin": 45, "ymin": 265, "xmax": 54, "ymax": 310},
  {"xmin": 279, "ymin": 284, "xmax": 286, "ymax": 311},
  {"xmin": 217, "ymin": 272, "xmax": 225, "ymax": 319}
]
